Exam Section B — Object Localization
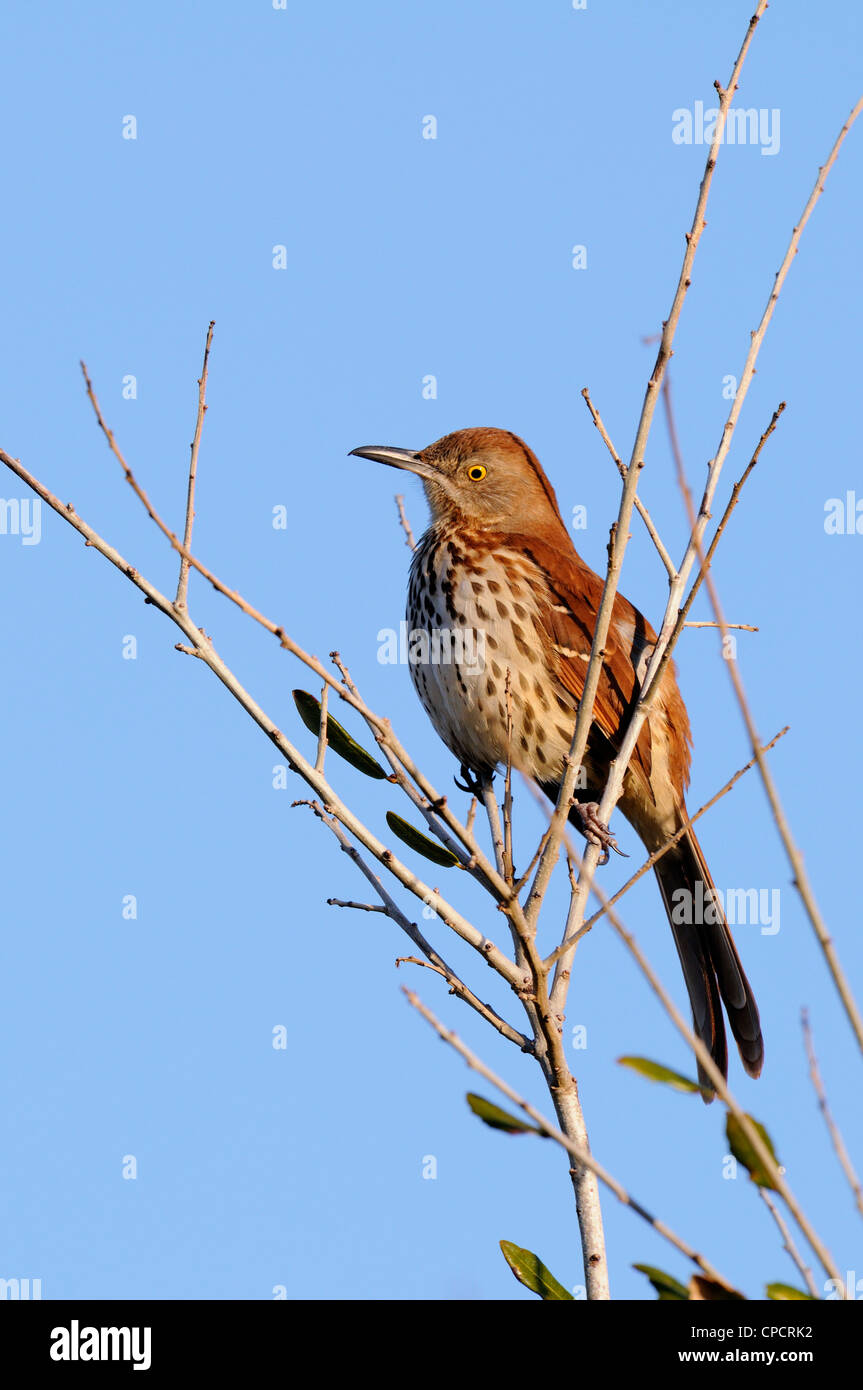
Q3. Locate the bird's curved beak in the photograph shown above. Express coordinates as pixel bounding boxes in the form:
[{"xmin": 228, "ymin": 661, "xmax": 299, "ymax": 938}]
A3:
[{"xmin": 349, "ymin": 445, "xmax": 436, "ymax": 480}]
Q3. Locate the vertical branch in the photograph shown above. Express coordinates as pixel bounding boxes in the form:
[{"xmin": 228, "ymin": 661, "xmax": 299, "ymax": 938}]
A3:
[
  {"xmin": 480, "ymin": 760, "xmax": 609, "ymax": 1296},
  {"xmin": 176, "ymin": 320, "xmax": 215, "ymax": 611},
  {"xmin": 394, "ymin": 494, "xmax": 417, "ymax": 550},
  {"xmin": 549, "ymin": 1085, "xmax": 611, "ymax": 1299},
  {"xmin": 480, "ymin": 776, "xmax": 507, "ymax": 880},
  {"xmin": 503, "ymin": 670, "xmax": 514, "ymax": 887},
  {"xmin": 529, "ymin": 1, "xmax": 770, "ymax": 961},
  {"xmin": 315, "ymin": 682, "xmax": 330, "ymax": 773},
  {"xmin": 802, "ymin": 1009, "xmax": 863, "ymax": 1219}
]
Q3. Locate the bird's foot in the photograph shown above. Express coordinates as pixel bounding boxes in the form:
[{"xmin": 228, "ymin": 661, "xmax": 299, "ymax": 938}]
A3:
[
  {"xmin": 572, "ymin": 801, "xmax": 628, "ymax": 866},
  {"xmin": 455, "ymin": 763, "xmax": 487, "ymax": 797}
]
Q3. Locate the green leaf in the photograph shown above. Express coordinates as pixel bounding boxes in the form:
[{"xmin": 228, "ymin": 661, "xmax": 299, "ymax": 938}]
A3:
[
  {"xmin": 292, "ymin": 690, "xmax": 387, "ymax": 779},
  {"xmin": 466, "ymin": 1092, "xmax": 544, "ymax": 1136},
  {"xmin": 385, "ymin": 811, "xmax": 459, "ymax": 867},
  {"xmin": 500, "ymin": 1241, "xmax": 574, "ymax": 1300},
  {"xmin": 617, "ymin": 1055, "xmax": 704, "ymax": 1095},
  {"xmin": 767, "ymin": 1283, "xmax": 816, "ymax": 1301},
  {"xmin": 725, "ymin": 1113, "xmax": 781, "ymax": 1190},
  {"xmin": 633, "ymin": 1264, "xmax": 690, "ymax": 1301}
]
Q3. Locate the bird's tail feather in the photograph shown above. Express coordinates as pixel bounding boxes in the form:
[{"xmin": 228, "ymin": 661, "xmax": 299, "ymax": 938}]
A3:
[{"xmin": 653, "ymin": 829, "xmax": 763, "ymax": 1100}]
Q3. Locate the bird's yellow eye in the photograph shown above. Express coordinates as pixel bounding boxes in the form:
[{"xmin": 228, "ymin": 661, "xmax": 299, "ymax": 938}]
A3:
[{"xmin": 467, "ymin": 465, "xmax": 487, "ymax": 481}]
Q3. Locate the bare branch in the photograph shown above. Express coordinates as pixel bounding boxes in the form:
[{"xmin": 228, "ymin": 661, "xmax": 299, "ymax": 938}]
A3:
[
  {"xmin": 327, "ymin": 898, "xmax": 387, "ymax": 914},
  {"xmin": 301, "ymin": 799, "xmax": 531, "ymax": 1050},
  {"xmin": 581, "ymin": 387, "xmax": 676, "ymax": 579},
  {"xmin": 684, "ymin": 621, "xmax": 758, "ymax": 632},
  {"xmin": 394, "ymin": 493, "xmax": 417, "ymax": 550},
  {"xmin": 758, "ymin": 1190, "xmax": 820, "ymax": 1301},
  {"xmin": 315, "ymin": 682, "xmax": 330, "ymax": 774},
  {"xmin": 176, "ymin": 320, "xmax": 214, "ymax": 611},
  {"xmin": 404, "ymin": 987, "xmax": 736, "ymax": 1290},
  {"xmin": 802, "ymin": 1008, "xmax": 863, "ymax": 1220},
  {"xmin": 644, "ymin": 401, "xmax": 784, "ymax": 693},
  {"xmin": 527, "ymin": 2, "xmax": 770, "ymax": 958},
  {"xmin": 503, "ymin": 671, "xmax": 515, "ymax": 887}
]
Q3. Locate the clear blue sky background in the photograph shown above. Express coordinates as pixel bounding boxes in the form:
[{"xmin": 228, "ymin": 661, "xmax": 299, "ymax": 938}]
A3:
[{"xmin": 1, "ymin": 0, "xmax": 861, "ymax": 1302}]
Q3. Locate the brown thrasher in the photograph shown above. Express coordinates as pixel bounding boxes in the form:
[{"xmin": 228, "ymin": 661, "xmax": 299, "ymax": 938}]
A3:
[{"xmin": 351, "ymin": 427, "xmax": 763, "ymax": 1094}]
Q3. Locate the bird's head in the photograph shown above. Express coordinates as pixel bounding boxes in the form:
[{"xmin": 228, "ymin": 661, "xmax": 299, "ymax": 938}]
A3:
[{"xmin": 350, "ymin": 427, "xmax": 567, "ymax": 533}]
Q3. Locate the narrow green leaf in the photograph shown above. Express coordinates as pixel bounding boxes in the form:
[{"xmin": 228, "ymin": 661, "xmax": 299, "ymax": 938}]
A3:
[
  {"xmin": 500, "ymin": 1241, "xmax": 574, "ymax": 1300},
  {"xmin": 386, "ymin": 811, "xmax": 459, "ymax": 867},
  {"xmin": 633, "ymin": 1264, "xmax": 690, "ymax": 1301},
  {"xmin": 725, "ymin": 1113, "xmax": 781, "ymax": 1190},
  {"xmin": 292, "ymin": 690, "xmax": 387, "ymax": 779},
  {"xmin": 467, "ymin": 1092, "xmax": 544, "ymax": 1135},
  {"xmin": 767, "ymin": 1283, "xmax": 816, "ymax": 1301},
  {"xmin": 618, "ymin": 1055, "xmax": 704, "ymax": 1095}
]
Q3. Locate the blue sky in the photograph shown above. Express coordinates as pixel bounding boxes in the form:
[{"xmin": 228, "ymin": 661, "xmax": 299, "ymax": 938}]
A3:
[{"xmin": 1, "ymin": 0, "xmax": 862, "ymax": 1301}]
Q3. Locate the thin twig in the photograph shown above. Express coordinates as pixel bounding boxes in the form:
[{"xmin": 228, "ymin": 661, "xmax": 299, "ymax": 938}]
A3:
[
  {"xmin": 802, "ymin": 1008, "xmax": 863, "ymax": 1219},
  {"xmin": 315, "ymin": 682, "xmax": 329, "ymax": 773},
  {"xmin": 758, "ymin": 1190, "xmax": 820, "ymax": 1300},
  {"xmin": 327, "ymin": 898, "xmax": 387, "ymax": 914},
  {"xmin": 176, "ymin": 320, "xmax": 214, "ymax": 610},
  {"xmin": 503, "ymin": 670, "xmax": 514, "ymax": 887},
  {"xmin": 581, "ymin": 387, "xmax": 676, "ymax": 579},
  {"xmin": 394, "ymin": 494, "xmax": 417, "ymax": 550},
  {"xmin": 684, "ymin": 621, "xmax": 758, "ymax": 632},
  {"xmin": 480, "ymin": 777, "xmax": 507, "ymax": 881},
  {"xmin": 396, "ymin": 955, "xmax": 447, "ymax": 974},
  {"xmin": 512, "ymin": 818, "xmax": 554, "ymax": 898},
  {"xmin": 643, "ymin": 402, "xmax": 784, "ymax": 695}
]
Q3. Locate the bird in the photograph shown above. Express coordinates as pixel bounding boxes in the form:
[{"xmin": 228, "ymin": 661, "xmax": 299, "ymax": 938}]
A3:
[{"xmin": 350, "ymin": 427, "xmax": 763, "ymax": 1096}]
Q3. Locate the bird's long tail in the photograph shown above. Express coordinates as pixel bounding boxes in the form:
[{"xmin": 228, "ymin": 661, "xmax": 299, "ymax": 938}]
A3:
[{"xmin": 653, "ymin": 828, "xmax": 763, "ymax": 1100}]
